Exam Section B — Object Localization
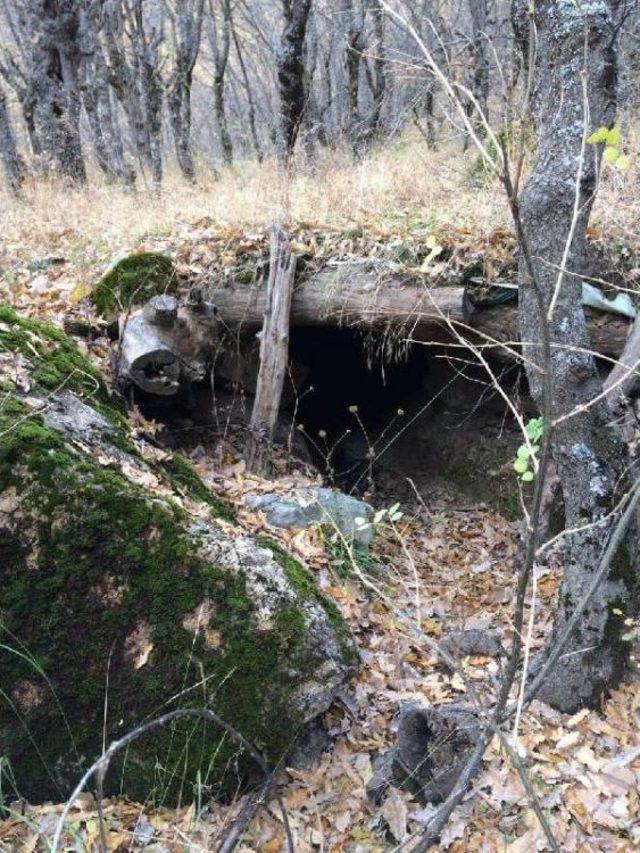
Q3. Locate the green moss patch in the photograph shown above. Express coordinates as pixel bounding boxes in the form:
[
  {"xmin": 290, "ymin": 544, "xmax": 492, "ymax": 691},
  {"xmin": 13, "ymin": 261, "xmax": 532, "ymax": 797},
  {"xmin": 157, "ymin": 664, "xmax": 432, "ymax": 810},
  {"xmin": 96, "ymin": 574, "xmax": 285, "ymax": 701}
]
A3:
[
  {"xmin": 0, "ymin": 433, "xmax": 330, "ymax": 804},
  {"xmin": 91, "ymin": 253, "xmax": 176, "ymax": 320},
  {"xmin": 0, "ymin": 305, "xmax": 125, "ymax": 426},
  {"xmin": 0, "ymin": 308, "xmax": 356, "ymax": 807},
  {"xmin": 257, "ymin": 537, "xmax": 359, "ymax": 668},
  {"xmin": 162, "ymin": 454, "xmax": 235, "ymax": 523}
]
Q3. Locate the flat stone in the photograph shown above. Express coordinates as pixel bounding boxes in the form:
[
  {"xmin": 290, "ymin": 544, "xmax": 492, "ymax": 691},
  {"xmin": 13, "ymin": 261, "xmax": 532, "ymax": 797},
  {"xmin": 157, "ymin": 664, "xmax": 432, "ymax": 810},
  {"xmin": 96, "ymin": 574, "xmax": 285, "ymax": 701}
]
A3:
[{"xmin": 245, "ymin": 487, "xmax": 374, "ymax": 548}]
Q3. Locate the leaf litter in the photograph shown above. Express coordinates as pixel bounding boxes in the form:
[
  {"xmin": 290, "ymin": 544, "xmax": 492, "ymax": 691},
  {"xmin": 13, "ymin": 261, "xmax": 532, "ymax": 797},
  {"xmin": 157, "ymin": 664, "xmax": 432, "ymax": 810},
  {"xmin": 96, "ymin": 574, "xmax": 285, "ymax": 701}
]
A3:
[{"xmin": 1, "ymin": 224, "xmax": 639, "ymax": 852}]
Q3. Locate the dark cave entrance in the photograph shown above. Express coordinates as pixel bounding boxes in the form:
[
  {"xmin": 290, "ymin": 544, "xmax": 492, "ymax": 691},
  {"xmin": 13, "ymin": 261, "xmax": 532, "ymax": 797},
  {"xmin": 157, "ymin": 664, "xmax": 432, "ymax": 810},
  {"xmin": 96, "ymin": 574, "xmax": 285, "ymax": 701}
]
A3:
[
  {"xmin": 287, "ymin": 327, "xmax": 526, "ymax": 507},
  {"xmin": 131, "ymin": 324, "xmax": 528, "ymax": 511}
]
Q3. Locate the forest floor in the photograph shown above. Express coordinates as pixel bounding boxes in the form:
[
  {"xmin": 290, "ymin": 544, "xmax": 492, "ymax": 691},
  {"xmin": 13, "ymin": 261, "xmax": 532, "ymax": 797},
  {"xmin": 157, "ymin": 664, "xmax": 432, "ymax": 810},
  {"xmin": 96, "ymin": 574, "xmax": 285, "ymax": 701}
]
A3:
[{"xmin": 1, "ymin": 141, "xmax": 640, "ymax": 851}]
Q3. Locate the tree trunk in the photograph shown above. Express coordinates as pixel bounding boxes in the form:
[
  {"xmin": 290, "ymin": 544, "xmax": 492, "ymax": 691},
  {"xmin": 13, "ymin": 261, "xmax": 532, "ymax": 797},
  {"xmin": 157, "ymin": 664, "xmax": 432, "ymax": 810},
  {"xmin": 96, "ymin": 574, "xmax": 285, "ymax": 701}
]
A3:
[
  {"xmin": 363, "ymin": 0, "xmax": 386, "ymax": 141},
  {"xmin": 167, "ymin": 0, "xmax": 206, "ymax": 181},
  {"xmin": 78, "ymin": 5, "xmax": 136, "ymax": 188},
  {"xmin": 276, "ymin": 0, "xmax": 312, "ymax": 159},
  {"xmin": 232, "ymin": 19, "xmax": 263, "ymax": 163},
  {"xmin": 466, "ymin": 0, "xmax": 490, "ymax": 140},
  {"xmin": 247, "ymin": 225, "xmax": 298, "ymax": 471},
  {"xmin": 0, "ymin": 87, "xmax": 25, "ymax": 194},
  {"xmin": 341, "ymin": 0, "xmax": 364, "ymax": 149},
  {"xmin": 514, "ymin": 0, "xmax": 638, "ymax": 712},
  {"xmin": 207, "ymin": 0, "xmax": 234, "ymax": 167},
  {"xmin": 168, "ymin": 73, "xmax": 197, "ymax": 180},
  {"xmin": 30, "ymin": 1, "xmax": 86, "ymax": 183}
]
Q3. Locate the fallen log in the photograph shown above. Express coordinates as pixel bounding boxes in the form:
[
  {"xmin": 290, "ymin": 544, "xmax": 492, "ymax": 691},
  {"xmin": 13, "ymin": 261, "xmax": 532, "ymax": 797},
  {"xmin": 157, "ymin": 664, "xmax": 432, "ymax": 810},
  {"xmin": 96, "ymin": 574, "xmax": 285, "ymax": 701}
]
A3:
[
  {"xmin": 117, "ymin": 293, "xmax": 218, "ymax": 395},
  {"xmin": 210, "ymin": 263, "xmax": 632, "ymax": 359},
  {"xmin": 210, "ymin": 262, "xmax": 469, "ymax": 336},
  {"xmin": 472, "ymin": 303, "xmax": 632, "ymax": 359}
]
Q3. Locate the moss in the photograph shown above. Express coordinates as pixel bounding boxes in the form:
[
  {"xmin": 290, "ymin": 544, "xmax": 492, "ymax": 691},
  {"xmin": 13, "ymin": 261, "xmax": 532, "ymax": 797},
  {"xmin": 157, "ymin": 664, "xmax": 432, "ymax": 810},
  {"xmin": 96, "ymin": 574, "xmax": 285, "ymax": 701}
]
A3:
[
  {"xmin": 163, "ymin": 454, "xmax": 235, "ymax": 523},
  {"xmin": 234, "ymin": 265, "xmax": 258, "ymax": 285},
  {"xmin": 0, "ymin": 309, "xmax": 355, "ymax": 807},
  {"xmin": 326, "ymin": 539, "xmax": 380, "ymax": 582},
  {"xmin": 0, "ymin": 412, "xmax": 352, "ymax": 805},
  {"xmin": 0, "ymin": 305, "xmax": 125, "ymax": 427},
  {"xmin": 257, "ymin": 537, "xmax": 359, "ymax": 668},
  {"xmin": 91, "ymin": 253, "xmax": 176, "ymax": 319}
]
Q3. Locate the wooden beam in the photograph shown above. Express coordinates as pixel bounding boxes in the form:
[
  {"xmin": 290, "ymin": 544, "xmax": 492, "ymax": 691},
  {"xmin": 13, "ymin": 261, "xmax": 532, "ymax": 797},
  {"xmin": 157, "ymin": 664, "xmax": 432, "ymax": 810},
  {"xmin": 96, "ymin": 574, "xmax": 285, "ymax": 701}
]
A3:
[{"xmin": 210, "ymin": 263, "xmax": 469, "ymax": 334}]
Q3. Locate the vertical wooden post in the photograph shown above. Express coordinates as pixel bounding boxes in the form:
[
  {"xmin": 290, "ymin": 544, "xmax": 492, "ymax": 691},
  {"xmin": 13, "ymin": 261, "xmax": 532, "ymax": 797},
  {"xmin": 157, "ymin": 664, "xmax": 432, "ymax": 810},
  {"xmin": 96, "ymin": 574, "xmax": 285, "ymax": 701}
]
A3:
[{"xmin": 246, "ymin": 222, "xmax": 298, "ymax": 472}]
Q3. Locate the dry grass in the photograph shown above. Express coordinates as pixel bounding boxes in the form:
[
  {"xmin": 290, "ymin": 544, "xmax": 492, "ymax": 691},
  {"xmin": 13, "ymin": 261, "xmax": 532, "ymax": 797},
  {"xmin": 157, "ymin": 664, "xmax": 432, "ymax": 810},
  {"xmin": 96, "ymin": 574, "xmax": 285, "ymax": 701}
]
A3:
[
  {"xmin": 1, "ymin": 140, "xmax": 508, "ymax": 258},
  {"xmin": 1, "ymin": 134, "xmax": 638, "ymax": 299}
]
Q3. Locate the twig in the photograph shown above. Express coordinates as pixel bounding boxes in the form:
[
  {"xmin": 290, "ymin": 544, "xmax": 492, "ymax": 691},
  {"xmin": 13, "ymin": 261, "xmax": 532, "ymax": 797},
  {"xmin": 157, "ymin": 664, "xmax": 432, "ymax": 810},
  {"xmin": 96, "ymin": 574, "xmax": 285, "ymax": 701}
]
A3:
[{"xmin": 50, "ymin": 708, "xmax": 294, "ymax": 853}]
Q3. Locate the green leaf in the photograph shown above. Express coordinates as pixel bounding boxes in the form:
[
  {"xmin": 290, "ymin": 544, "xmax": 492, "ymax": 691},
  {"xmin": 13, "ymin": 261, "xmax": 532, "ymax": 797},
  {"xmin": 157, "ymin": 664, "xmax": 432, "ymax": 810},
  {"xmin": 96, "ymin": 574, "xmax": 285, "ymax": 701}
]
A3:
[
  {"xmin": 604, "ymin": 146, "xmax": 620, "ymax": 163},
  {"xmin": 514, "ymin": 458, "xmax": 529, "ymax": 474},
  {"xmin": 587, "ymin": 126, "xmax": 608, "ymax": 145},
  {"xmin": 521, "ymin": 471, "xmax": 534, "ymax": 483},
  {"xmin": 517, "ymin": 446, "xmax": 531, "ymax": 460},
  {"xmin": 605, "ymin": 127, "xmax": 621, "ymax": 147},
  {"xmin": 615, "ymin": 154, "xmax": 631, "ymax": 172},
  {"xmin": 524, "ymin": 417, "xmax": 544, "ymax": 442}
]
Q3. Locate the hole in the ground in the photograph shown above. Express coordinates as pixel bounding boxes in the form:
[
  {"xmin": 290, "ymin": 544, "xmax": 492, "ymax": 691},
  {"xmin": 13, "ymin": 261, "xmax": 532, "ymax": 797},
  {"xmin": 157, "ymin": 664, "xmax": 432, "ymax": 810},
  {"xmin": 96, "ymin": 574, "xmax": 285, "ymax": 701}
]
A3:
[
  {"xmin": 287, "ymin": 327, "xmax": 526, "ymax": 506},
  {"xmin": 129, "ymin": 325, "xmax": 528, "ymax": 510}
]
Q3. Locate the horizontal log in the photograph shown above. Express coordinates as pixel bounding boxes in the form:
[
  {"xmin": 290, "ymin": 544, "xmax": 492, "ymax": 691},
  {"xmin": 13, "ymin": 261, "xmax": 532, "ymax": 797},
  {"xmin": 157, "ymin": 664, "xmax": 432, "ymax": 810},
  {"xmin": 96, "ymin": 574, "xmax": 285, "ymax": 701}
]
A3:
[
  {"xmin": 210, "ymin": 263, "xmax": 469, "ymax": 334},
  {"xmin": 472, "ymin": 304, "xmax": 632, "ymax": 359},
  {"xmin": 117, "ymin": 295, "xmax": 219, "ymax": 394},
  {"xmin": 211, "ymin": 264, "xmax": 632, "ymax": 360}
]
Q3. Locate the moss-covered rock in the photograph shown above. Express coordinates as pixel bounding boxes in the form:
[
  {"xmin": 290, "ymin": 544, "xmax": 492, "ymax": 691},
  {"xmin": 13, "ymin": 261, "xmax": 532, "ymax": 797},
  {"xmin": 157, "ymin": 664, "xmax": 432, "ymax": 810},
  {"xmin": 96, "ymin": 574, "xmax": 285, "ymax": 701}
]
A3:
[
  {"xmin": 91, "ymin": 253, "xmax": 177, "ymax": 321},
  {"xmin": 0, "ymin": 308, "xmax": 358, "ymax": 807},
  {"xmin": 162, "ymin": 454, "xmax": 235, "ymax": 523}
]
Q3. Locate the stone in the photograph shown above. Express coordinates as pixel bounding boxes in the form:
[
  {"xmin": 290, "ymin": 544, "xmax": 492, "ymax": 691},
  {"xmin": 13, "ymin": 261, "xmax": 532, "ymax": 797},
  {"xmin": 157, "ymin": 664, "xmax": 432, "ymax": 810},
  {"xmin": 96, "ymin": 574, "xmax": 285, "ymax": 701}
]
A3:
[
  {"xmin": 0, "ymin": 306, "xmax": 358, "ymax": 806},
  {"xmin": 367, "ymin": 703, "xmax": 480, "ymax": 805},
  {"xmin": 245, "ymin": 487, "xmax": 374, "ymax": 548},
  {"xmin": 438, "ymin": 629, "xmax": 506, "ymax": 665}
]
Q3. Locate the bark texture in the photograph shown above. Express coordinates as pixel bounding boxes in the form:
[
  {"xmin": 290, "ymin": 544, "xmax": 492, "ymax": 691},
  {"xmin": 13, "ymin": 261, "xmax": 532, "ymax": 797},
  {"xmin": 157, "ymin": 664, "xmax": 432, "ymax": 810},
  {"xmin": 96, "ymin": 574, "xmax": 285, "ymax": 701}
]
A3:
[
  {"xmin": 167, "ymin": 0, "xmax": 206, "ymax": 181},
  {"xmin": 211, "ymin": 265, "xmax": 467, "ymax": 335},
  {"xmin": 277, "ymin": 0, "xmax": 312, "ymax": 158},
  {"xmin": 248, "ymin": 225, "xmax": 298, "ymax": 470},
  {"xmin": 207, "ymin": 0, "xmax": 234, "ymax": 167},
  {"xmin": 0, "ymin": 87, "xmax": 25, "ymax": 193},
  {"xmin": 27, "ymin": 0, "xmax": 86, "ymax": 182},
  {"xmin": 514, "ymin": 0, "xmax": 638, "ymax": 711}
]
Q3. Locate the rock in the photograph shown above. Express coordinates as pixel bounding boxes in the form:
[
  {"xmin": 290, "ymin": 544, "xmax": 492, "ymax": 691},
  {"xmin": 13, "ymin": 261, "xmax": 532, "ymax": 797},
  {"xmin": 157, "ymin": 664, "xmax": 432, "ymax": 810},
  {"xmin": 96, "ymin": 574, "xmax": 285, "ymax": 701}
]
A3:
[
  {"xmin": 438, "ymin": 629, "xmax": 506, "ymax": 665},
  {"xmin": 91, "ymin": 252, "xmax": 177, "ymax": 321},
  {"xmin": 245, "ymin": 487, "xmax": 374, "ymax": 548},
  {"xmin": 367, "ymin": 703, "xmax": 480, "ymax": 805},
  {"xmin": 0, "ymin": 306, "xmax": 358, "ymax": 806},
  {"xmin": 42, "ymin": 389, "xmax": 116, "ymax": 445}
]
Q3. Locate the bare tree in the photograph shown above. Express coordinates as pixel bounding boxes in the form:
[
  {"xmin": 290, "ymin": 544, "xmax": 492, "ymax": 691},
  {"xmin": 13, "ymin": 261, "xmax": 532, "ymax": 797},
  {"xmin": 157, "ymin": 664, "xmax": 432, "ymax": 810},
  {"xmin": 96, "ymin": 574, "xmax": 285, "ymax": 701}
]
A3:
[
  {"xmin": 0, "ymin": 85, "xmax": 25, "ymax": 193},
  {"xmin": 166, "ymin": 0, "xmax": 206, "ymax": 181},
  {"xmin": 231, "ymin": 15, "xmax": 264, "ymax": 162},
  {"xmin": 78, "ymin": 1, "xmax": 136, "ymax": 187},
  {"xmin": 362, "ymin": 0, "xmax": 386, "ymax": 139},
  {"xmin": 0, "ymin": 2, "xmax": 42, "ymax": 159},
  {"xmin": 103, "ymin": 0, "xmax": 164, "ymax": 188},
  {"xmin": 340, "ymin": 0, "xmax": 365, "ymax": 147},
  {"xmin": 14, "ymin": 0, "xmax": 87, "ymax": 182},
  {"xmin": 206, "ymin": 0, "xmax": 234, "ymax": 167},
  {"xmin": 276, "ymin": 0, "xmax": 313, "ymax": 158},
  {"xmin": 464, "ymin": 0, "xmax": 490, "ymax": 142}
]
